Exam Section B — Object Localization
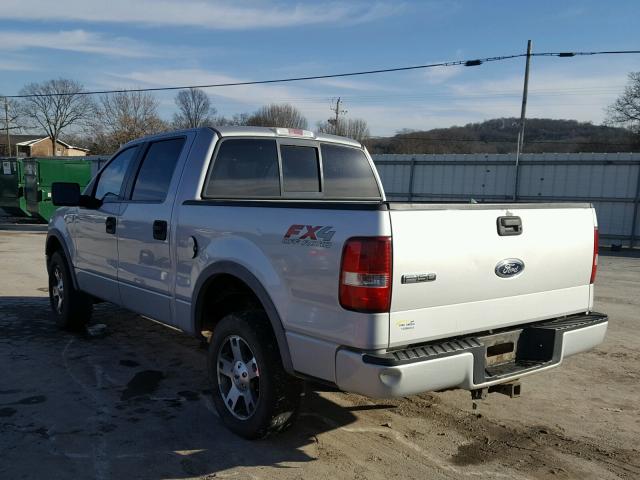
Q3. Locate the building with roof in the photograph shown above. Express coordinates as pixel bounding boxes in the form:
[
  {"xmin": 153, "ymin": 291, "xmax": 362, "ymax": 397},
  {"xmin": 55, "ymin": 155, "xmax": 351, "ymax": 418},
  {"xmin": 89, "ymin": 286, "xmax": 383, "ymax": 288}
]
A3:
[{"xmin": 0, "ymin": 134, "xmax": 89, "ymax": 157}]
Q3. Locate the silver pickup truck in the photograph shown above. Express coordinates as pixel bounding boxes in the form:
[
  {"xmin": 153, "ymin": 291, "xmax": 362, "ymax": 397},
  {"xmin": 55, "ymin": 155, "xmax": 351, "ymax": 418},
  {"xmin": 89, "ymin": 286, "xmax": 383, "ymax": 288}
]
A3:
[{"xmin": 47, "ymin": 126, "xmax": 607, "ymax": 438}]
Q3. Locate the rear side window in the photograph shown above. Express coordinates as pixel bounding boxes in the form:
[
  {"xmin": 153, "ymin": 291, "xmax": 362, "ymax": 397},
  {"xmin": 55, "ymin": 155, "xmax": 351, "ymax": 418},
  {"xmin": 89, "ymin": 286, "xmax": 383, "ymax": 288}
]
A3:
[
  {"xmin": 94, "ymin": 146, "xmax": 138, "ymax": 201},
  {"xmin": 205, "ymin": 139, "xmax": 279, "ymax": 197},
  {"xmin": 321, "ymin": 144, "xmax": 381, "ymax": 199},
  {"xmin": 281, "ymin": 145, "xmax": 320, "ymax": 193},
  {"xmin": 131, "ymin": 138, "xmax": 185, "ymax": 201}
]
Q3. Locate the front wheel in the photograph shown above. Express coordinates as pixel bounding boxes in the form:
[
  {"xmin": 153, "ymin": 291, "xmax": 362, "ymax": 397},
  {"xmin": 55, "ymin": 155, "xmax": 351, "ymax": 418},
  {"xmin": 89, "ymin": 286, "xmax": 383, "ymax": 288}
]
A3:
[
  {"xmin": 48, "ymin": 251, "xmax": 93, "ymax": 330},
  {"xmin": 207, "ymin": 311, "xmax": 302, "ymax": 439}
]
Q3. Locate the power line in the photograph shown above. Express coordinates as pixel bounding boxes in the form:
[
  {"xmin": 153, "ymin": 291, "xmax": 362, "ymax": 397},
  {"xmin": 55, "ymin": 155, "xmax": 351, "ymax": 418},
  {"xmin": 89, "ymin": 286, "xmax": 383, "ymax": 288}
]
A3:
[
  {"xmin": 533, "ymin": 50, "xmax": 640, "ymax": 57},
  {"xmin": 5, "ymin": 49, "xmax": 640, "ymax": 99},
  {"xmin": 199, "ymin": 86, "xmax": 628, "ymax": 103},
  {"xmin": 179, "ymin": 90, "xmax": 624, "ymax": 108},
  {"xmin": 5, "ymin": 54, "xmax": 525, "ymax": 98}
]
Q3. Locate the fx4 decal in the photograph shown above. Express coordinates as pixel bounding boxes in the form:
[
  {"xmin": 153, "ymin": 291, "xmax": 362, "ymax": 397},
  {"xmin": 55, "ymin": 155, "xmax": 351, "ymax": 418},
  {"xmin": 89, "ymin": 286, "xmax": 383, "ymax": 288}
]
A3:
[{"xmin": 283, "ymin": 224, "xmax": 336, "ymax": 248}]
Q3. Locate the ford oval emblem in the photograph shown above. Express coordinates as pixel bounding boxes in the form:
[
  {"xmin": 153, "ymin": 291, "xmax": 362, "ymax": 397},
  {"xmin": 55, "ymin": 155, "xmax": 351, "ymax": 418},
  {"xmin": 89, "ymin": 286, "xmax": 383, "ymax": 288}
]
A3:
[{"xmin": 495, "ymin": 258, "xmax": 525, "ymax": 278}]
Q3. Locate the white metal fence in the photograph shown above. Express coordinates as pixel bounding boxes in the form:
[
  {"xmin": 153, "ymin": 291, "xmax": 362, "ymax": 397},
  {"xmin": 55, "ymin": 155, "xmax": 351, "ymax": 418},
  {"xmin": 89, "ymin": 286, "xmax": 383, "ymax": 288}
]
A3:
[{"xmin": 372, "ymin": 153, "xmax": 640, "ymax": 247}]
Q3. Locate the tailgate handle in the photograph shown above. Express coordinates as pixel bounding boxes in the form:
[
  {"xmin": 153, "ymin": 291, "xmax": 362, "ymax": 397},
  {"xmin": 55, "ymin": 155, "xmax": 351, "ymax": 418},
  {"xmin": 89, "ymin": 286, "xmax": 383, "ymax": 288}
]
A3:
[{"xmin": 497, "ymin": 216, "xmax": 522, "ymax": 236}]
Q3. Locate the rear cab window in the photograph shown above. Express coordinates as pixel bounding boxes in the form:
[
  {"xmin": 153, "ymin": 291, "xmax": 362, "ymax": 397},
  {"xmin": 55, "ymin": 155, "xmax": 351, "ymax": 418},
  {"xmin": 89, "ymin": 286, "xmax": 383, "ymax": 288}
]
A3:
[
  {"xmin": 280, "ymin": 145, "xmax": 320, "ymax": 194},
  {"xmin": 321, "ymin": 144, "xmax": 381, "ymax": 199},
  {"xmin": 204, "ymin": 139, "xmax": 280, "ymax": 198},
  {"xmin": 203, "ymin": 137, "xmax": 381, "ymax": 200}
]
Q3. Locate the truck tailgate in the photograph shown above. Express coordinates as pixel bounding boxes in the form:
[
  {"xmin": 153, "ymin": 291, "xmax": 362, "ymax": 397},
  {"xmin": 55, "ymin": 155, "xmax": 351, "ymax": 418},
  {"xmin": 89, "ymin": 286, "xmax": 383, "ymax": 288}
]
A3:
[{"xmin": 388, "ymin": 204, "xmax": 595, "ymax": 347}]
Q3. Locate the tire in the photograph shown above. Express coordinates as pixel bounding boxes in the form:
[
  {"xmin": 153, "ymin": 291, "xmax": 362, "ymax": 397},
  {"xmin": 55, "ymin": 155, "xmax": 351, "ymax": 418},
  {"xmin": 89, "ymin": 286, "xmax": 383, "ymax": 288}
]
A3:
[
  {"xmin": 48, "ymin": 251, "xmax": 93, "ymax": 330},
  {"xmin": 207, "ymin": 311, "xmax": 302, "ymax": 439}
]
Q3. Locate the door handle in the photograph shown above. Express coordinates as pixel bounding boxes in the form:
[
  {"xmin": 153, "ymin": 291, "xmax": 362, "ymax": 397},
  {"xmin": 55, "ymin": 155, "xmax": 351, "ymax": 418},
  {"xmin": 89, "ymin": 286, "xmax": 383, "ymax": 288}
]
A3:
[
  {"xmin": 497, "ymin": 216, "xmax": 522, "ymax": 236},
  {"xmin": 105, "ymin": 216, "xmax": 116, "ymax": 234},
  {"xmin": 153, "ymin": 220, "xmax": 168, "ymax": 241}
]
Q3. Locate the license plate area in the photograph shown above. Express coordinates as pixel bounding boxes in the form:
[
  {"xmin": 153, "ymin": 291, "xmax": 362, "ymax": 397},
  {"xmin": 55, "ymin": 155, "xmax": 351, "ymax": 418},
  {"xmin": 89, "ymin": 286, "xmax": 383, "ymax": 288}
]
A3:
[
  {"xmin": 479, "ymin": 331, "xmax": 521, "ymax": 366},
  {"xmin": 478, "ymin": 325, "xmax": 558, "ymax": 380}
]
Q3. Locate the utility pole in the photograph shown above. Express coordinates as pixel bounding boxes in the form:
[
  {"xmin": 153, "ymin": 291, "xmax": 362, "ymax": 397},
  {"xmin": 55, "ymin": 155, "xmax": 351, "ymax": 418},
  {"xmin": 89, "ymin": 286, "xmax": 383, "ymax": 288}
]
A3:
[
  {"xmin": 4, "ymin": 97, "xmax": 11, "ymax": 157},
  {"xmin": 329, "ymin": 97, "xmax": 347, "ymax": 136},
  {"xmin": 513, "ymin": 39, "xmax": 532, "ymax": 201}
]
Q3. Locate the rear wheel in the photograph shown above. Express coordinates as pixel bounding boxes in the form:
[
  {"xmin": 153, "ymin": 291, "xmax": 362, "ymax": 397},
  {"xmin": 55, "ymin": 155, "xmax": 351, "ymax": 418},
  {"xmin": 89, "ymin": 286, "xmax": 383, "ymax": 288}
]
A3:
[
  {"xmin": 207, "ymin": 311, "xmax": 302, "ymax": 439},
  {"xmin": 48, "ymin": 251, "xmax": 93, "ymax": 330}
]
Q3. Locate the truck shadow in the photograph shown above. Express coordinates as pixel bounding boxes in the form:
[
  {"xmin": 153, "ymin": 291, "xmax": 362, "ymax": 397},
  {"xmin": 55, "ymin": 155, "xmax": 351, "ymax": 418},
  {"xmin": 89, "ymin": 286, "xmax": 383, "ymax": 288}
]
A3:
[{"xmin": 0, "ymin": 296, "xmax": 359, "ymax": 479}]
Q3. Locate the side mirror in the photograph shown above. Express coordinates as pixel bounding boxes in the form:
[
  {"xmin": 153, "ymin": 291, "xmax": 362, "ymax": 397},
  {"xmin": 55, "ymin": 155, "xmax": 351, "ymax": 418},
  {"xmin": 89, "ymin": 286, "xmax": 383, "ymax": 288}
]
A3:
[
  {"xmin": 52, "ymin": 182, "xmax": 81, "ymax": 206},
  {"xmin": 52, "ymin": 182, "xmax": 102, "ymax": 209}
]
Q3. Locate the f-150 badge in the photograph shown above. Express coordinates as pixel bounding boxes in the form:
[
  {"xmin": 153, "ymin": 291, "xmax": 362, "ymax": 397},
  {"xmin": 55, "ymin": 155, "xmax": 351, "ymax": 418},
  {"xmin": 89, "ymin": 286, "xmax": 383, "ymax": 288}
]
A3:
[
  {"xmin": 495, "ymin": 258, "xmax": 525, "ymax": 278},
  {"xmin": 283, "ymin": 224, "xmax": 336, "ymax": 248}
]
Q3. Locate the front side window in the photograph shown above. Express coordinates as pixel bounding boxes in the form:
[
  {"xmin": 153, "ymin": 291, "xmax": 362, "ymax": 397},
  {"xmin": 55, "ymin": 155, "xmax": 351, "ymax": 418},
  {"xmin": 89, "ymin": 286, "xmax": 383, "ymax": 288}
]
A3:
[
  {"xmin": 321, "ymin": 144, "xmax": 381, "ymax": 199},
  {"xmin": 204, "ymin": 139, "xmax": 279, "ymax": 198},
  {"xmin": 281, "ymin": 145, "xmax": 320, "ymax": 193},
  {"xmin": 94, "ymin": 146, "xmax": 138, "ymax": 201},
  {"xmin": 131, "ymin": 138, "xmax": 185, "ymax": 201}
]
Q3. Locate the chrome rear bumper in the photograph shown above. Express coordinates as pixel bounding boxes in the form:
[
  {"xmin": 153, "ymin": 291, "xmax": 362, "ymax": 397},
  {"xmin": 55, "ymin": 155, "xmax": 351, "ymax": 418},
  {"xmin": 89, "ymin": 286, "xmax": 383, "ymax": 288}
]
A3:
[{"xmin": 335, "ymin": 313, "xmax": 608, "ymax": 398}]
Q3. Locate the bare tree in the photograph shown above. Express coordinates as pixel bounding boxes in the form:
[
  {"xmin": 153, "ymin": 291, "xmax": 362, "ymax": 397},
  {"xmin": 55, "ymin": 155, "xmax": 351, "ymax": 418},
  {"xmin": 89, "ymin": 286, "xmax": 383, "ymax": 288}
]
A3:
[
  {"xmin": 317, "ymin": 120, "xmax": 334, "ymax": 136},
  {"xmin": 343, "ymin": 118, "xmax": 370, "ymax": 142},
  {"xmin": 316, "ymin": 98, "xmax": 369, "ymax": 142},
  {"xmin": 606, "ymin": 72, "xmax": 640, "ymax": 135},
  {"xmin": 1, "ymin": 97, "xmax": 24, "ymax": 156},
  {"xmin": 61, "ymin": 132, "xmax": 94, "ymax": 153},
  {"xmin": 317, "ymin": 117, "xmax": 370, "ymax": 142},
  {"xmin": 19, "ymin": 79, "xmax": 95, "ymax": 156},
  {"xmin": 215, "ymin": 112, "xmax": 250, "ymax": 126},
  {"xmin": 91, "ymin": 90, "xmax": 167, "ymax": 153},
  {"xmin": 247, "ymin": 104, "xmax": 308, "ymax": 129},
  {"xmin": 173, "ymin": 88, "xmax": 216, "ymax": 128},
  {"xmin": 1, "ymin": 98, "xmax": 22, "ymax": 131}
]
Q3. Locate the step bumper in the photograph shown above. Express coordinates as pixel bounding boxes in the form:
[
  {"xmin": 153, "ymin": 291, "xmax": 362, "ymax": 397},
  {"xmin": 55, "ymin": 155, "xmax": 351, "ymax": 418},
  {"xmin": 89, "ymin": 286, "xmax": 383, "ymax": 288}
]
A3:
[{"xmin": 335, "ymin": 313, "xmax": 608, "ymax": 398}]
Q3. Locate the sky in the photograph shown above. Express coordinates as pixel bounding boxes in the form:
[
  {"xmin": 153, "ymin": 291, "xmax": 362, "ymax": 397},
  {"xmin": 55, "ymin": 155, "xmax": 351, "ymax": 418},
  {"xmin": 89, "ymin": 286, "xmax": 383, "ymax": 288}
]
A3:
[{"xmin": 0, "ymin": 0, "xmax": 639, "ymax": 136}]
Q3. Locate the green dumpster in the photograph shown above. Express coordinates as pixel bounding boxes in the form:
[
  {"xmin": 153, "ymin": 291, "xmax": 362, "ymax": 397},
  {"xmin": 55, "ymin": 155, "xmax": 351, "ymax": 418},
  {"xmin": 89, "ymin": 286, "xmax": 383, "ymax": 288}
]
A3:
[
  {"xmin": 0, "ymin": 158, "xmax": 30, "ymax": 216},
  {"xmin": 23, "ymin": 157, "xmax": 93, "ymax": 221}
]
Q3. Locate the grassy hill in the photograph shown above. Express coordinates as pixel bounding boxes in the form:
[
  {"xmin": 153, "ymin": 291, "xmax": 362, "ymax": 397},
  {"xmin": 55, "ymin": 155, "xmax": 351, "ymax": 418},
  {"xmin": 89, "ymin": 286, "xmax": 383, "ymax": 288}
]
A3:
[{"xmin": 366, "ymin": 118, "xmax": 639, "ymax": 154}]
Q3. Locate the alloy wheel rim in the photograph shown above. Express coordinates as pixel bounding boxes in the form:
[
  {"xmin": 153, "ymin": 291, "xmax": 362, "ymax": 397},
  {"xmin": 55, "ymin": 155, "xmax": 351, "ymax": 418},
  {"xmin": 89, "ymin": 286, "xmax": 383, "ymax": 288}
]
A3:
[
  {"xmin": 51, "ymin": 268, "xmax": 64, "ymax": 314},
  {"xmin": 217, "ymin": 335, "xmax": 260, "ymax": 420}
]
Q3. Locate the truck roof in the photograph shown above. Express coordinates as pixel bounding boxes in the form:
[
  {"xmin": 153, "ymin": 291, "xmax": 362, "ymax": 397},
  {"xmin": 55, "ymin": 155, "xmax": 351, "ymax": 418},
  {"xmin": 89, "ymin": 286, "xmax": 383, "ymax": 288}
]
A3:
[
  {"xmin": 212, "ymin": 126, "xmax": 363, "ymax": 148},
  {"xmin": 121, "ymin": 126, "xmax": 363, "ymax": 149}
]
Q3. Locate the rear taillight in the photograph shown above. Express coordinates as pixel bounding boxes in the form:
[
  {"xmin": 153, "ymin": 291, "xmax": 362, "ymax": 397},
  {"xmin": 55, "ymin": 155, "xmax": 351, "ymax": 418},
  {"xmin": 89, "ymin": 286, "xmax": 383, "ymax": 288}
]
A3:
[
  {"xmin": 590, "ymin": 227, "xmax": 599, "ymax": 284},
  {"xmin": 339, "ymin": 237, "xmax": 392, "ymax": 313}
]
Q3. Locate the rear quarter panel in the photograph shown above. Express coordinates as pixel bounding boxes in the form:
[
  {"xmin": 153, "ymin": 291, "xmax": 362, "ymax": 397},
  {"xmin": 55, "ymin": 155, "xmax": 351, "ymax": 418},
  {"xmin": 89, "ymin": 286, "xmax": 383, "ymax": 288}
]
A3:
[{"xmin": 174, "ymin": 204, "xmax": 391, "ymax": 350}]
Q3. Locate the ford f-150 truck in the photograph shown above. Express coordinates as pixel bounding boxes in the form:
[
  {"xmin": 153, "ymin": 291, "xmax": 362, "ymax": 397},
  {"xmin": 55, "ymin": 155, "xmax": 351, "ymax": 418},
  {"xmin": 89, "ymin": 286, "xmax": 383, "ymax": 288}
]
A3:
[{"xmin": 47, "ymin": 126, "xmax": 607, "ymax": 438}]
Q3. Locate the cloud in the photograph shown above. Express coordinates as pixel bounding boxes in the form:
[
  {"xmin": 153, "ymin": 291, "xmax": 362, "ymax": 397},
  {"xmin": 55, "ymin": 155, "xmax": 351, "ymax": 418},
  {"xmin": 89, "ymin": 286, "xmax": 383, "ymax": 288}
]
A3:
[
  {"xmin": 0, "ymin": 30, "xmax": 155, "ymax": 58},
  {"xmin": 320, "ymin": 65, "xmax": 637, "ymax": 134},
  {"xmin": 96, "ymin": 61, "xmax": 638, "ymax": 136},
  {"xmin": 311, "ymin": 78, "xmax": 402, "ymax": 92},
  {"xmin": 423, "ymin": 64, "xmax": 465, "ymax": 85},
  {"xmin": 0, "ymin": 59, "xmax": 38, "ymax": 72},
  {"xmin": 446, "ymin": 70, "xmax": 629, "ymax": 123},
  {"xmin": 554, "ymin": 6, "xmax": 587, "ymax": 19},
  {"xmin": 97, "ymin": 67, "xmax": 503, "ymax": 135},
  {"xmin": 0, "ymin": 0, "xmax": 401, "ymax": 29},
  {"xmin": 98, "ymin": 68, "xmax": 403, "ymax": 130},
  {"xmin": 101, "ymin": 68, "xmax": 335, "ymax": 115}
]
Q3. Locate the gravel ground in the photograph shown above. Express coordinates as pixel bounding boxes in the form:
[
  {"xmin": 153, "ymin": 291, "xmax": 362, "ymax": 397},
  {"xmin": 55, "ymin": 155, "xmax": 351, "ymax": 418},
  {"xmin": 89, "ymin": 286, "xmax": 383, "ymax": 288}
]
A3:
[{"xmin": 0, "ymin": 230, "xmax": 639, "ymax": 480}]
